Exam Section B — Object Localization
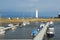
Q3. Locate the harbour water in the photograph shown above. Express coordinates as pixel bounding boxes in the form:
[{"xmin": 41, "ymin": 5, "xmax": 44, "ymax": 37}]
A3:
[
  {"xmin": 0, "ymin": 22, "xmax": 60, "ymax": 40},
  {"xmin": 0, "ymin": 22, "xmax": 41, "ymax": 39}
]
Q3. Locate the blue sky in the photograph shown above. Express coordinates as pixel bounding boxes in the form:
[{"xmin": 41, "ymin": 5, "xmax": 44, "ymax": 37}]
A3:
[{"xmin": 0, "ymin": 0, "xmax": 60, "ymax": 17}]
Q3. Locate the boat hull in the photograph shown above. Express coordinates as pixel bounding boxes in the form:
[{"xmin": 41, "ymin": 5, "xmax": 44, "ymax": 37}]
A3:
[{"xmin": 47, "ymin": 33, "xmax": 54, "ymax": 38}]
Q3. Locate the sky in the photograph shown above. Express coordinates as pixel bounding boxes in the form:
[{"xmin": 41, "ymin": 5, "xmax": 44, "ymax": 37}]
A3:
[{"xmin": 0, "ymin": 0, "xmax": 60, "ymax": 17}]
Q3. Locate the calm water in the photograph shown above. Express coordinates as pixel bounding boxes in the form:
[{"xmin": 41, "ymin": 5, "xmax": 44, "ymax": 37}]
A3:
[
  {"xmin": 0, "ymin": 22, "xmax": 60, "ymax": 40},
  {"xmin": 0, "ymin": 22, "xmax": 41, "ymax": 39}
]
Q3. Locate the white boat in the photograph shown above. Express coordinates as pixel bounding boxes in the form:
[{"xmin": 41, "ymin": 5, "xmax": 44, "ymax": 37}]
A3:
[
  {"xmin": 0, "ymin": 29, "xmax": 5, "ymax": 35},
  {"xmin": 26, "ymin": 22, "xmax": 30, "ymax": 25},
  {"xmin": 47, "ymin": 28, "xmax": 55, "ymax": 37},
  {"xmin": 22, "ymin": 22, "xmax": 27, "ymax": 26},
  {"xmin": 49, "ymin": 21, "xmax": 54, "ymax": 25},
  {"xmin": 8, "ymin": 24, "xmax": 14, "ymax": 27},
  {"xmin": 49, "ymin": 21, "xmax": 54, "ymax": 27},
  {"xmin": 40, "ymin": 24, "xmax": 45, "ymax": 28},
  {"xmin": 22, "ymin": 22, "xmax": 30, "ymax": 26},
  {"xmin": 10, "ymin": 26, "xmax": 17, "ymax": 30},
  {"xmin": 14, "ymin": 23, "xmax": 19, "ymax": 27},
  {"xmin": 38, "ymin": 23, "xmax": 45, "ymax": 31}
]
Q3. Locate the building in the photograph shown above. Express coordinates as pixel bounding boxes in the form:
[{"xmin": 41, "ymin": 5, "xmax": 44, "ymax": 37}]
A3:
[{"xmin": 58, "ymin": 13, "xmax": 60, "ymax": 18}]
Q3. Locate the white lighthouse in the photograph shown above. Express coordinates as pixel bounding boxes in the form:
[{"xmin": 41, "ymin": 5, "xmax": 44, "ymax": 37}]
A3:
[{"xmin": 36, "ymin": 9, "xmax": 38, "ymax": 18}]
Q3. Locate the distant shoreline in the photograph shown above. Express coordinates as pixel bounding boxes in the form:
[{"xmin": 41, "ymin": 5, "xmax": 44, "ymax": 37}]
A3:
[{"xmin": 0, "ymin": 18, "xmax": 60, "ymax": 24}]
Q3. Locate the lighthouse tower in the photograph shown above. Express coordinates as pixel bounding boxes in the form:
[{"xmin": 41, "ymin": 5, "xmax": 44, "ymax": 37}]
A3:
[{"xmin": 36, "ymin": 9, "xmax": 38, "ymax": 18}]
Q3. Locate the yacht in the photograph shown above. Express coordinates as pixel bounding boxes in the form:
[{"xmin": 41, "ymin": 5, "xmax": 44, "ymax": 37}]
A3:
[
  {"xmin": 38, "ymin": 23, "xmax": 45, "ymax": 31},
  {"xmin": 0, "ymin": 29, "xmax": 5, "ymax": 35},
  {"xmin": 47, "ymin": 28, "xmax": 55, "ymax": 37}
]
